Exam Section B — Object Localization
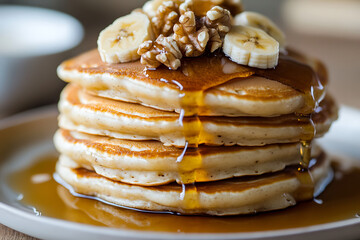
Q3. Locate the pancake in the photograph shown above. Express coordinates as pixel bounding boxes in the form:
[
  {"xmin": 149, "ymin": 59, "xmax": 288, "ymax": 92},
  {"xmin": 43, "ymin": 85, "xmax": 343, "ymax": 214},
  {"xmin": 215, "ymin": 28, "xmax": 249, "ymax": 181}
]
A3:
[
  {"xmin": 55, "ymin": 150, "xmax": 331, "ymax": 215},
  {"xmin": 57, "ymin": 49, "xmax": 326, "ymax": 117},
  {"xmin": 59, "ymin": 84, "xmax": 338, "ymax": 147},
  {"xmin": 52, "ymin": 0, "xmax": 338, "ymax": 218},
  {"xmin": 53, "ymin": 129, "xmax": 326, "ymax": 186}
]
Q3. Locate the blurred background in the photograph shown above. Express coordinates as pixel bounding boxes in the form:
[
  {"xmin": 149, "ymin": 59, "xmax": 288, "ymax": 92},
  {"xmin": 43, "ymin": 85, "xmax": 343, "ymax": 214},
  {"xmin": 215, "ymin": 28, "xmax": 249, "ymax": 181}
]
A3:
[{"xmin": 0, "ymin": 0, "xmax": 359, "ymax": 118}]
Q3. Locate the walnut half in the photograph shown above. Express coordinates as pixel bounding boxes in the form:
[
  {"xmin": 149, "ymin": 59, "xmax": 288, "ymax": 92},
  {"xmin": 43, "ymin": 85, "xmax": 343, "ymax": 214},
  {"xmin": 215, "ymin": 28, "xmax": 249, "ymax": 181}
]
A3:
[
  {"xmin": 203, "ymin": 6, "xmax": 231, "ymax": 52},
  {"xmin": 173, "ymin": 11, "xmax": 209, "ymax": 57},
  {"xmin": 138, "ymin": 34, "xmax": 182, "ymax": 70},
  {"xmin": 151, "ymin": 1, "xmax": 179, "ymax": 36}
]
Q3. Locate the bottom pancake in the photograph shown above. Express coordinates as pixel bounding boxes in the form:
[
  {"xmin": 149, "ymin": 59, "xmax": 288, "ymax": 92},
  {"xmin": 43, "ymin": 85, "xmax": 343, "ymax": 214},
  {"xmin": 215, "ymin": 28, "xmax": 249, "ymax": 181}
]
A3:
[{"xmin": 56, "ymin": 151, "xmax": 331, "ymax": 216}]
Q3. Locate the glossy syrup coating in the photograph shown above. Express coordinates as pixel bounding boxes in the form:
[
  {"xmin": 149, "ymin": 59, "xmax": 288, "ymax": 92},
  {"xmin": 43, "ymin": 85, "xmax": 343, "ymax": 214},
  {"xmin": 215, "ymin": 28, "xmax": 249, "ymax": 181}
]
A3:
[{"xmin": 8, "ymin": 155, "xmax": 360, "ymax": 232}]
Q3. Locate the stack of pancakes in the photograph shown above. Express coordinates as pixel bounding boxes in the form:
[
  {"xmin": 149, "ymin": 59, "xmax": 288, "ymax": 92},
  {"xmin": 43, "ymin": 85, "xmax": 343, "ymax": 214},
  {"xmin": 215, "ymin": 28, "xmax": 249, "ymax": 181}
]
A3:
[{"xmin": 55, "ymin": 49, "xmax": 337, "ymax": 215}]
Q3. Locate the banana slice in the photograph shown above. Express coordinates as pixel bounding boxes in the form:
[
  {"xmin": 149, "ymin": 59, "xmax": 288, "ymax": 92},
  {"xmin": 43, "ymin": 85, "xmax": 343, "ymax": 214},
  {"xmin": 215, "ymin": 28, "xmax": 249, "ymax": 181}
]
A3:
[
  {"xmin": 234, "ymin": 11, "xmax": 286, "ymax": 47},
  {"xmin": 97, "ymin": 11, "xmax": 155, "ymax": 64},
  {"xmin": 223, "ymin": 25, "xmax": 279, "ymax": 69}
]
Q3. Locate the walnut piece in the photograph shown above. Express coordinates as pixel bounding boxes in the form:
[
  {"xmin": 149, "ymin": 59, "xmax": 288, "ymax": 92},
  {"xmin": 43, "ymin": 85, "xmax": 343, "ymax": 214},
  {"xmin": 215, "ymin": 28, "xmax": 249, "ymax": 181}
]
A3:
[
  {"xmin": 138, "ymin": 34, "xmax": 182, "ymax": 70},
  {"xmin": 173, "ymin": 11, "xmax": 209, "ymax": 57},
  {"xmin": 202, "ymin": 6, "xmax": 231, "ymax": 52},
  {"xmin": 179, "ymin": 0, "xmax": 193, "ymax": 14},
  {"xmin": 152, "ymin": 1, "xmax": 179, "ymax": 36},
  {"xmin": 138, "ymin": 0, "xmax": 234, "ymax": 69},
  {"xmin": 137, "ymin": 41, "xmax": 161, "ymax": 68},
  {"xmin": 204, "ymin": 6, "xmax": 231, "ymax": 37},
  {"xmin": 207, "ymin": 28, "xmax": 222, "ymax": 52}
]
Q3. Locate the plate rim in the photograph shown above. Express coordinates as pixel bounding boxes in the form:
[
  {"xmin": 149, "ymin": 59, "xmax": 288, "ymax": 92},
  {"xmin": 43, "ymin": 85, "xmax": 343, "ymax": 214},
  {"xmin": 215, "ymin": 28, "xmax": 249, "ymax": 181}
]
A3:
[{"xmin": 1, "ymin": 199, "xmax": 360, "ymax": 240}]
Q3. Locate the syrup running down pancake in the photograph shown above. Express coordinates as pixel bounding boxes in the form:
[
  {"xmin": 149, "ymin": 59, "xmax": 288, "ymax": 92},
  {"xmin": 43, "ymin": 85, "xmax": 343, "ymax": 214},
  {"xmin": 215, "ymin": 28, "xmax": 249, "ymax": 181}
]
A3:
[
  {"xmin": 56, "ymin": 150, "xmax": 331, "ymax": 216},
  {"xmin": 59, "ymin": 84, "xmax": 337, "ymax": 147},
  {"xmin": 57, "ymin": 49, "xmax": 326, "ymax": 117},
  {"xmin": 54, "ymin": 129, "xmax": 327, "ymax": 186},
  {"xmin": 55, "ymin": 48, "xmax": 335, "ymax": 213}
]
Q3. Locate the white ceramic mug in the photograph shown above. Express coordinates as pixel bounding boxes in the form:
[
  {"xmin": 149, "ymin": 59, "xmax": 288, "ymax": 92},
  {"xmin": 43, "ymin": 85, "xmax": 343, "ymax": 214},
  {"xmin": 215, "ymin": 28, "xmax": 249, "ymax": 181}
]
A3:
[{"xmin": 0, "ymin": 5, "xmax": 84, "ymax": 117}]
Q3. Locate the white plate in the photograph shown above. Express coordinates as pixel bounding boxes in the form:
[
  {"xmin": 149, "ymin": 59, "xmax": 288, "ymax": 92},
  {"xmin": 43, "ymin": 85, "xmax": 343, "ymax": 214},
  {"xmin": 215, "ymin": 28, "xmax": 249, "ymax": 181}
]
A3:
[{"xmin": 0, "ymin": 106, "xmax": 359, "ymax": 240}]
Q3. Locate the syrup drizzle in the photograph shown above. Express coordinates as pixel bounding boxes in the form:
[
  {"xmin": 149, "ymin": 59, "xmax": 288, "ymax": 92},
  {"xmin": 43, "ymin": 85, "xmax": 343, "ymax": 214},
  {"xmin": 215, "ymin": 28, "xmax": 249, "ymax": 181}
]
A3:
[
  {"xmin": 63, "ymin": 49, "xmax": 327, "ymax": 209},
  {"xmin": 157, "ymin": 50, "xmax": 325, "ymax": 210},
  {"xmin": 177, "ymin": 91, "xmax": 204, "ymax": 209},
  {"xmin": 163, "ymin": 51, "xmax": 325, "ymax": 208}
]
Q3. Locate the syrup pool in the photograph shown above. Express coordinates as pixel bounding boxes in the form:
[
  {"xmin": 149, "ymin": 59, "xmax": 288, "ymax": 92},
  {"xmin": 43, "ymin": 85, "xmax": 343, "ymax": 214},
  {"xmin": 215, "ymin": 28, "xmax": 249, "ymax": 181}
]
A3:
[{"xmin": 7, "ymin": 155, "xmax": 360, "ymax": 233}]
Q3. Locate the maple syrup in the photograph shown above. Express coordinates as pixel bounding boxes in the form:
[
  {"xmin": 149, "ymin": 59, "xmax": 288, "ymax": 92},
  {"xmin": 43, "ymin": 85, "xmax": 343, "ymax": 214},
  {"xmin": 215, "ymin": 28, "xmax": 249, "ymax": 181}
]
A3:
[
  {"xmin": 7, "ymin": 155, "xmax": 360, "ymax": 233},
  {"xmin": 62, "ymin": 49, "xmax": 328, "ymax": 211},
  {"xmin": 165, "ymin": 50, "xmax": 324, "ymax": 209}
]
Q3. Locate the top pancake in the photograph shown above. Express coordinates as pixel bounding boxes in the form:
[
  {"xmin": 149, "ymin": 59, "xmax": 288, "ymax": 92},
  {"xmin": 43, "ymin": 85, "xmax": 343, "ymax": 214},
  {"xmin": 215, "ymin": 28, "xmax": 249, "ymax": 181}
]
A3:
[{"xmin": 57, "ymin": 49, "xmax": 327, "ymax": 117}]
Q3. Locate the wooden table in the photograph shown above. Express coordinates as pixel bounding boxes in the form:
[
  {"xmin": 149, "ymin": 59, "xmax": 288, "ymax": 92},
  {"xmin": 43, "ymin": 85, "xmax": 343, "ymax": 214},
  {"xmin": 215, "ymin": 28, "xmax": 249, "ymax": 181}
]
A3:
[
  {"xmin": 1, "ymin": 30, "xmax": 360, "ymax": 239},
  {"xmin": 0, "ymin": 224, "xmax": 37, "ymax": 240}
]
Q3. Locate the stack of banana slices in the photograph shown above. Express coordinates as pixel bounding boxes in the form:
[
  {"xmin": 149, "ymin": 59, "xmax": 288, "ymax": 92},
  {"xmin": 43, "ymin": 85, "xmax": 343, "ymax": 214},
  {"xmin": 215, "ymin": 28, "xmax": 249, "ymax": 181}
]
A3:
[{"xmin": 54, "ymin": 0, "xmax": 338, "ymax": 215}]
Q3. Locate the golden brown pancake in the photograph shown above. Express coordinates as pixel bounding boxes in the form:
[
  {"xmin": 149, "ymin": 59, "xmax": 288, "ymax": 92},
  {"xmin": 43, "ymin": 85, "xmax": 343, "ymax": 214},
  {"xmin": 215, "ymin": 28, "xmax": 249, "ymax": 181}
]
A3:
[
  {"xmin": 54, "ymin": 128, "xmax": 327, "ymax": 186},
  {"xmin": 57, "ymin": 50, "xmax": 326, "ymax": 117},
  {"xmin": 58, "ymin": 84, "xmax": 337, "ymax": 147},
  {"xmin": 56, "ymin": 150, "xmax": 331, "ymax": 215}
]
